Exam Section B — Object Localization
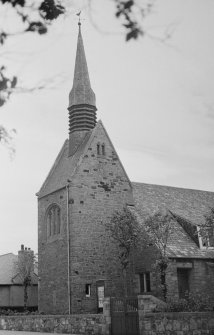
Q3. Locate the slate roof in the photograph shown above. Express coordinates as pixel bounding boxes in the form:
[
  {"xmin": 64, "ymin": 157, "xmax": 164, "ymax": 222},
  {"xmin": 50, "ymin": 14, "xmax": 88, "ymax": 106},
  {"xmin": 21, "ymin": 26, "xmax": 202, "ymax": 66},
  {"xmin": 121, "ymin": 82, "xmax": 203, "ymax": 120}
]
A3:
[
  {"xmin": 132, "ymin": 182, "xmax": 214, "ymax": 259},
  {"xmin": 0, "ymin": 253, "xmax": 38, "ymax": 285}
]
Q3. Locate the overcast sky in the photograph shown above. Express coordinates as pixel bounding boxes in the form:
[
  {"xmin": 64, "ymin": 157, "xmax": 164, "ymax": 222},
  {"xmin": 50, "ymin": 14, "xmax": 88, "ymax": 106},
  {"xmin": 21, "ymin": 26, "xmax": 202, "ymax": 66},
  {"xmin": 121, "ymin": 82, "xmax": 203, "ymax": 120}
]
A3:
[{"xmin": 0, "ymin": 0, "xmax": 214, "ymax": 255}]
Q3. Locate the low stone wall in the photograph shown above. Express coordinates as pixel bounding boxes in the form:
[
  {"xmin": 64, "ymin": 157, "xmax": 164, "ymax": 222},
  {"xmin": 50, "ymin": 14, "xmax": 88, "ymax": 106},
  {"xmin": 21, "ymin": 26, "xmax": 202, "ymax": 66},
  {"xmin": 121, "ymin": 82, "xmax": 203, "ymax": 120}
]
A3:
[
  {"xmin": 0, "ymin": 314, "xmax": 108, "ymax": 335},
  {"xmin": 139, "ymin": 312, "xmax": 214, "ymax": 335}
]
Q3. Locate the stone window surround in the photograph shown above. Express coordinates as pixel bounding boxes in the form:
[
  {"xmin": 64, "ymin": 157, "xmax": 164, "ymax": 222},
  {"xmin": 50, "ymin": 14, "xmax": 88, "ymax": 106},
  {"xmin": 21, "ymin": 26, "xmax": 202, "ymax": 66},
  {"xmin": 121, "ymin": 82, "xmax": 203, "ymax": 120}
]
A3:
[
  {"xmin": 46, "ymin": 203, "xmax": 62, "ymax": 241},
  {"xmin": 139, "ymin": 272, "xmax": 151, "ymax": 293},
  {"xmin": 97, "ymin": 142, "xmax": 106, "ymax": 156}
]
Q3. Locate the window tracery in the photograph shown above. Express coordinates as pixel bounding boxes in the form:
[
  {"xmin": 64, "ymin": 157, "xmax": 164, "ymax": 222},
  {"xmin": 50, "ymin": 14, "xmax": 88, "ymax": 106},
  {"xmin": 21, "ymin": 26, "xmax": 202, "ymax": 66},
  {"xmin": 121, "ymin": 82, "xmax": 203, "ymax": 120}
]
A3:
[{"xmin": 46, "ymin": 204, "xmax": 61, "ymax": 238}]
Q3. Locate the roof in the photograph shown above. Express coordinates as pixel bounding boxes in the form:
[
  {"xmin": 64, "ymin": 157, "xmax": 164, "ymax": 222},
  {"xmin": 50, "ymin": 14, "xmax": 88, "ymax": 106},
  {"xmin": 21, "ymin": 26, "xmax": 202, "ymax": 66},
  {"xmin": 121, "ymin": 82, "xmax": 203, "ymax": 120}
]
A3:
[
  {"xmin": 133, "ymin": 182, "xmax": 214, "ymax": 226},
  {"xmin": 132, "ymin": 182, "xmax": 214, "ymax": 259},
  {"xmin": 0, "ymin": 253, "xmax": 17, "ymax": 285},
  {"xmin": 0, "ymin": 253, "xmax": 38, "ymax": 285}
]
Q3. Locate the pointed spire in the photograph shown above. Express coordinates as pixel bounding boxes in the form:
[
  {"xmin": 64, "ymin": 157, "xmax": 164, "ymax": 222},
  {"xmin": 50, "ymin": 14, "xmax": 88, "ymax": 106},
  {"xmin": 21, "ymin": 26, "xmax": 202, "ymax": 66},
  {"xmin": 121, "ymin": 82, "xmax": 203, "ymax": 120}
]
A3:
[
  {"xmin": 68, "ymin": 23, "xmax": 97, "ymax": 156},
  {"xmin": 68, "ymin": 23, "xmax": 96, "ymax": 108}
]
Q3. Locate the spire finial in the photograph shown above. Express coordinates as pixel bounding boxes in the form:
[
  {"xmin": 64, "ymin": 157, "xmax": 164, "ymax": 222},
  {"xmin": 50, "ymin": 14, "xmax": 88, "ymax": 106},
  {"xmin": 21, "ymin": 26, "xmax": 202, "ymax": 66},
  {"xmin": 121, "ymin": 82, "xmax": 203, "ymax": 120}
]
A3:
[{"xmin": 76, "ymin": 11, "xmax": 81, "ymax": 27}]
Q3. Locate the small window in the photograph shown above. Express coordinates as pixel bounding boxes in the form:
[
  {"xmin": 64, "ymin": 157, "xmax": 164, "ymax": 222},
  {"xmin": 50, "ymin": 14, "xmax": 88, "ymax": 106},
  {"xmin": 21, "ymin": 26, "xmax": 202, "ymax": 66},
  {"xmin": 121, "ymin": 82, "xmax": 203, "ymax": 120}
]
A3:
[
  {"xmin": 85, "ymin": 284, "xmax": 91, "ymax": 297},
  {"xmin": 140, "ymin": 272, "xmax": 151, "ymax": 293},
  {"xmin": 97, "ymin": 143, "xmax": 106, "ymax": 156},
  {"xmin": 97, "ymin": 143, "xmax": 100, "ymax": 155},
  {"xmin": 101, "ymin": 144, "xmax": 105, "ymax": 155}
]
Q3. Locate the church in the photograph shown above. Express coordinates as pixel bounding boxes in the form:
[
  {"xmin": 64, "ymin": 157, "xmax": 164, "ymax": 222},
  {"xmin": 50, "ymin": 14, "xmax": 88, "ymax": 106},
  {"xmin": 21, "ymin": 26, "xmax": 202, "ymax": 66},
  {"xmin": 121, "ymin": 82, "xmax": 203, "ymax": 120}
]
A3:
[{"xmin": 37, "ymin": 23, "xmax": 214, "ymax": 314}]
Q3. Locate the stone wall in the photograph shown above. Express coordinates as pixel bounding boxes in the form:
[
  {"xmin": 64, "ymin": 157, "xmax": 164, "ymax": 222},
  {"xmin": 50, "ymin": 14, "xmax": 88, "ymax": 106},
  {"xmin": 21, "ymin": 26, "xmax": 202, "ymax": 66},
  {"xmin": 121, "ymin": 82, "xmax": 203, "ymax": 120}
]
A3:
[
  {"xmin": 139, "ymin": 312, "xmax": 214, "ymax": 335},
  {"xmin": 0, "ymin": 314, "xmax": 108, "ymax": 335},
  {"xmin": 0, "ymin": 297, "xmax": 111, "ymax": 335},
  {"xmin": 138, "ymin": 295, "xmax": 214, "ymax": 335}
]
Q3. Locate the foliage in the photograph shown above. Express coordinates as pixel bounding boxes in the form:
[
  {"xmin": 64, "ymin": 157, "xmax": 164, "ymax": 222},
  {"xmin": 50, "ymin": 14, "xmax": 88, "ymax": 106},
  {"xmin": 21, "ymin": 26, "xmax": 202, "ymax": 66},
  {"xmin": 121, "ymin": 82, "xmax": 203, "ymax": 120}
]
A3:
[
  {"xmin": 161, "ymin": 293, "xmax": 214, "ymax": 312},
  {"xmin": 143, "ymin": 209, "xmax": 174, "ymax": 301},
  {"xmin": 15, "ymin": 250, "xmax": 36, "ymax": 310},
  {"xmin": 0, "ymin": 67, "xmax": 17, "ymax": 107},
  {"xmin": 0, "ymin": 124, "xmax": 16, "ymax": 156},
  {"xmin": 0, "ymin": 0, "xmax": 65, "ymax": 107},
  {"xmin": 115, "ymin": 0, "xmax": 154, "ymax": 41},
  {"xmin": 106, "ymin": 206, "xmax": 140, "ymax": 270},
  {"xmin": 143, "ymin": 209, "xmax": 174, "ymax": 256},
  {"xmin": 0, "ymin": 308, "xmax": 38, "ymax": 315},
  {"xmin": 105, "ymin": 206, "xmax": 141, "ymax": 295}
]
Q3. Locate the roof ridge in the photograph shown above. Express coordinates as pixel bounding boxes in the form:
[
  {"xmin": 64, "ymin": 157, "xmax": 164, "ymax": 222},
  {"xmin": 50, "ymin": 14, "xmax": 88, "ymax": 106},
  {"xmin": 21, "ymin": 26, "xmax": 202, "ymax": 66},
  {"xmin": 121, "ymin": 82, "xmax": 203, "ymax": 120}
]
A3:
[
  {"xmin": 132, "ymin": 181, "xmax": 214, "ymax": 194},
  {"xmin": 0, "ymin": 253, "xmax": 15, "ymax": 257}
]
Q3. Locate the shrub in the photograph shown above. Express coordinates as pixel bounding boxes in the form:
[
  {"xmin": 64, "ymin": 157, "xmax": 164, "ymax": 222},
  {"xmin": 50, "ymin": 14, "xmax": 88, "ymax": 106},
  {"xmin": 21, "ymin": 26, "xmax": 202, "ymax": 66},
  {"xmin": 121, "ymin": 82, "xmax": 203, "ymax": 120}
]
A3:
[{"xmin": 164, "ymin": 293, "xmax": 214, "ymax": 312}]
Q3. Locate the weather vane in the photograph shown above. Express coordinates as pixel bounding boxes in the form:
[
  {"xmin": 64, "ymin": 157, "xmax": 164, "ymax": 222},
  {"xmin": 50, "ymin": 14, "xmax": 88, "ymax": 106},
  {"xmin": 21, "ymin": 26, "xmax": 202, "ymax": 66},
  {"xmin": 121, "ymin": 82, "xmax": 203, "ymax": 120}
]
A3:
[{"xmin": 76, "ymin": 10, "xmax": 82, "ymax": 26}]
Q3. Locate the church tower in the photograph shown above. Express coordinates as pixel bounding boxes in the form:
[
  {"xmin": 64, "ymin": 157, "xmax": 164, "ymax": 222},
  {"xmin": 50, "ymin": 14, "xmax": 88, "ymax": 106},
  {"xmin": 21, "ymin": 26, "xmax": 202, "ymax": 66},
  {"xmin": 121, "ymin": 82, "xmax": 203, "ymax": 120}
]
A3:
[{"xmin": 37, "ymin": 24, "xmax": 134, "ymax": 314}]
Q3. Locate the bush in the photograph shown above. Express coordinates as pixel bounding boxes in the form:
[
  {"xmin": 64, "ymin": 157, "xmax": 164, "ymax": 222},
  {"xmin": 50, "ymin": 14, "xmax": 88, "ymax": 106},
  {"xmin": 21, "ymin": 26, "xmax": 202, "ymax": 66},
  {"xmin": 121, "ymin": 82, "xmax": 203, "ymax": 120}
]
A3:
[
  {"xmin": 0, "ymin": 308, "xmax": 39, "ymax": 316},
  {"xmin": 164, "ymin": 293, "xmax": 214, "ymax": 312}
]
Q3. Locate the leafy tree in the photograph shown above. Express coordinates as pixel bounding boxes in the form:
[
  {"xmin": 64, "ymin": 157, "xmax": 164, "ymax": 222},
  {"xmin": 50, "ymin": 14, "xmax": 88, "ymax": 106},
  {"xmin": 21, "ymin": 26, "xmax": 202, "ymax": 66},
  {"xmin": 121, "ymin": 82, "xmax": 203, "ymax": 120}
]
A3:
[
  {"xmin": 143, "ymin": 209, "xmax": 174, "ymax": 301},
  {"xmin": 105, "ymin": 206, "xmax": 140, "ymax": 295},
  {"xmin": 14, "ymin": 249, "xmax": 37, "ymax": 310},
  {"xmin": 106, "ymin": 207, "xmax": 175, "ymax": 300}
]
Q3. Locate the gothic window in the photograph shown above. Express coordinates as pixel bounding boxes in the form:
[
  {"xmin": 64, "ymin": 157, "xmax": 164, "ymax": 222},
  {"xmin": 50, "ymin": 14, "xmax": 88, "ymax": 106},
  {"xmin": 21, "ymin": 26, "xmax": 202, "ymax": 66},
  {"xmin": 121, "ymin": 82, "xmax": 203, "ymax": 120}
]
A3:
[
  {"xmin": 97, "ymin": 143, "xmax": 100, "ymax": 155},
  {"xmin": 101, "ymin": 143, "xmax": 105, "ymax": 155},
  {"xmin": 46, "ymin": 204, "xmax": 61, "ymax": 239}
]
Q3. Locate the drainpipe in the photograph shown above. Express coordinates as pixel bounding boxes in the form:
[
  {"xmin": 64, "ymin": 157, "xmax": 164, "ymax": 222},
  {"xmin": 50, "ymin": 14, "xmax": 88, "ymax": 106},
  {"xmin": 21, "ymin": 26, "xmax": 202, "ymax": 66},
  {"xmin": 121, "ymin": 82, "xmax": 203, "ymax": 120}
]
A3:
[{"xmin": 66, "ymin": 182, "xmax": 71, "ymax": 314}]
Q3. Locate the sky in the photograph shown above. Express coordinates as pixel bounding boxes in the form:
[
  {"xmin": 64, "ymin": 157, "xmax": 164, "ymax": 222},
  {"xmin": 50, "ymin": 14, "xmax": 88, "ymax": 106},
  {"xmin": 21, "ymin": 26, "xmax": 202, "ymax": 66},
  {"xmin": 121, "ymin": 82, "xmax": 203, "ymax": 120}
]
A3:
[{"xmin": 0, "ymin": 0, "xmax": 214, "ymax": 255}]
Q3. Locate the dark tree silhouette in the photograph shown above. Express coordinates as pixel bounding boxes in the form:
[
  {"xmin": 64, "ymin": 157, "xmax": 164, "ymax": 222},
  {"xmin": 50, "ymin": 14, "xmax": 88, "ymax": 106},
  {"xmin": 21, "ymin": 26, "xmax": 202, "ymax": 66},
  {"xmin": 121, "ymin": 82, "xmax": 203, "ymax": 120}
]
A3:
[
  {"xmin": 15, "ymin": 249, "xmax": 37, "ymax": 310},
  {"xmin": 105, "ymin": 206, "xmax": 140, "ymax": 295},
  {"xmin": 143, "ymin": 209, "xmax": 174, "ymax": 301}
]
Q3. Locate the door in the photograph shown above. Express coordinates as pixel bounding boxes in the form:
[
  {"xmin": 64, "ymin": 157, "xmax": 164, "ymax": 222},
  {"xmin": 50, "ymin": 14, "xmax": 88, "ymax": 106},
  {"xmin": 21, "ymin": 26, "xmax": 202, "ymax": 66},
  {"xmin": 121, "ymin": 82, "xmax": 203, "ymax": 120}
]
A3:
[
  {"xmin": 177, "ymin": 268, "xmax": 190, "ymax": 299},
  {"xmin": 111, "ymin": 297, "xmax": 139, "ymax": 335}
]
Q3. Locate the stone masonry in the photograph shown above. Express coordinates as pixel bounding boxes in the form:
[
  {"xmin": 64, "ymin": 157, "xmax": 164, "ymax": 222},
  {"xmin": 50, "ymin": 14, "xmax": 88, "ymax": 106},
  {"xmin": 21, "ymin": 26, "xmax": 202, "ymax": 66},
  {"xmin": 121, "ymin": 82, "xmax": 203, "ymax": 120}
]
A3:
[{"xmin": 38, "ymin": 122, "xmax": 134, "ymax": 314}]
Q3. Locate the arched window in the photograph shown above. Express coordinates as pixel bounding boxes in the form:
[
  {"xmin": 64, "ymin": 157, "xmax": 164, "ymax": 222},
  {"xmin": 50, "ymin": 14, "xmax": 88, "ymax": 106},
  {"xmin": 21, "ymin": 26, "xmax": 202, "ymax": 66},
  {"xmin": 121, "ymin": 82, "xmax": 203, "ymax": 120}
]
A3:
[
  {"xmin": 97, "ymin": 143, "xmax": 100, "ymax": 155},
  {"xmin": 46, "ymin": 204, "xmax": 61, "ymax": 238},
  {"xmin": 101, "ymin": 143, "xmax": 105, "ymax": 156}
]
